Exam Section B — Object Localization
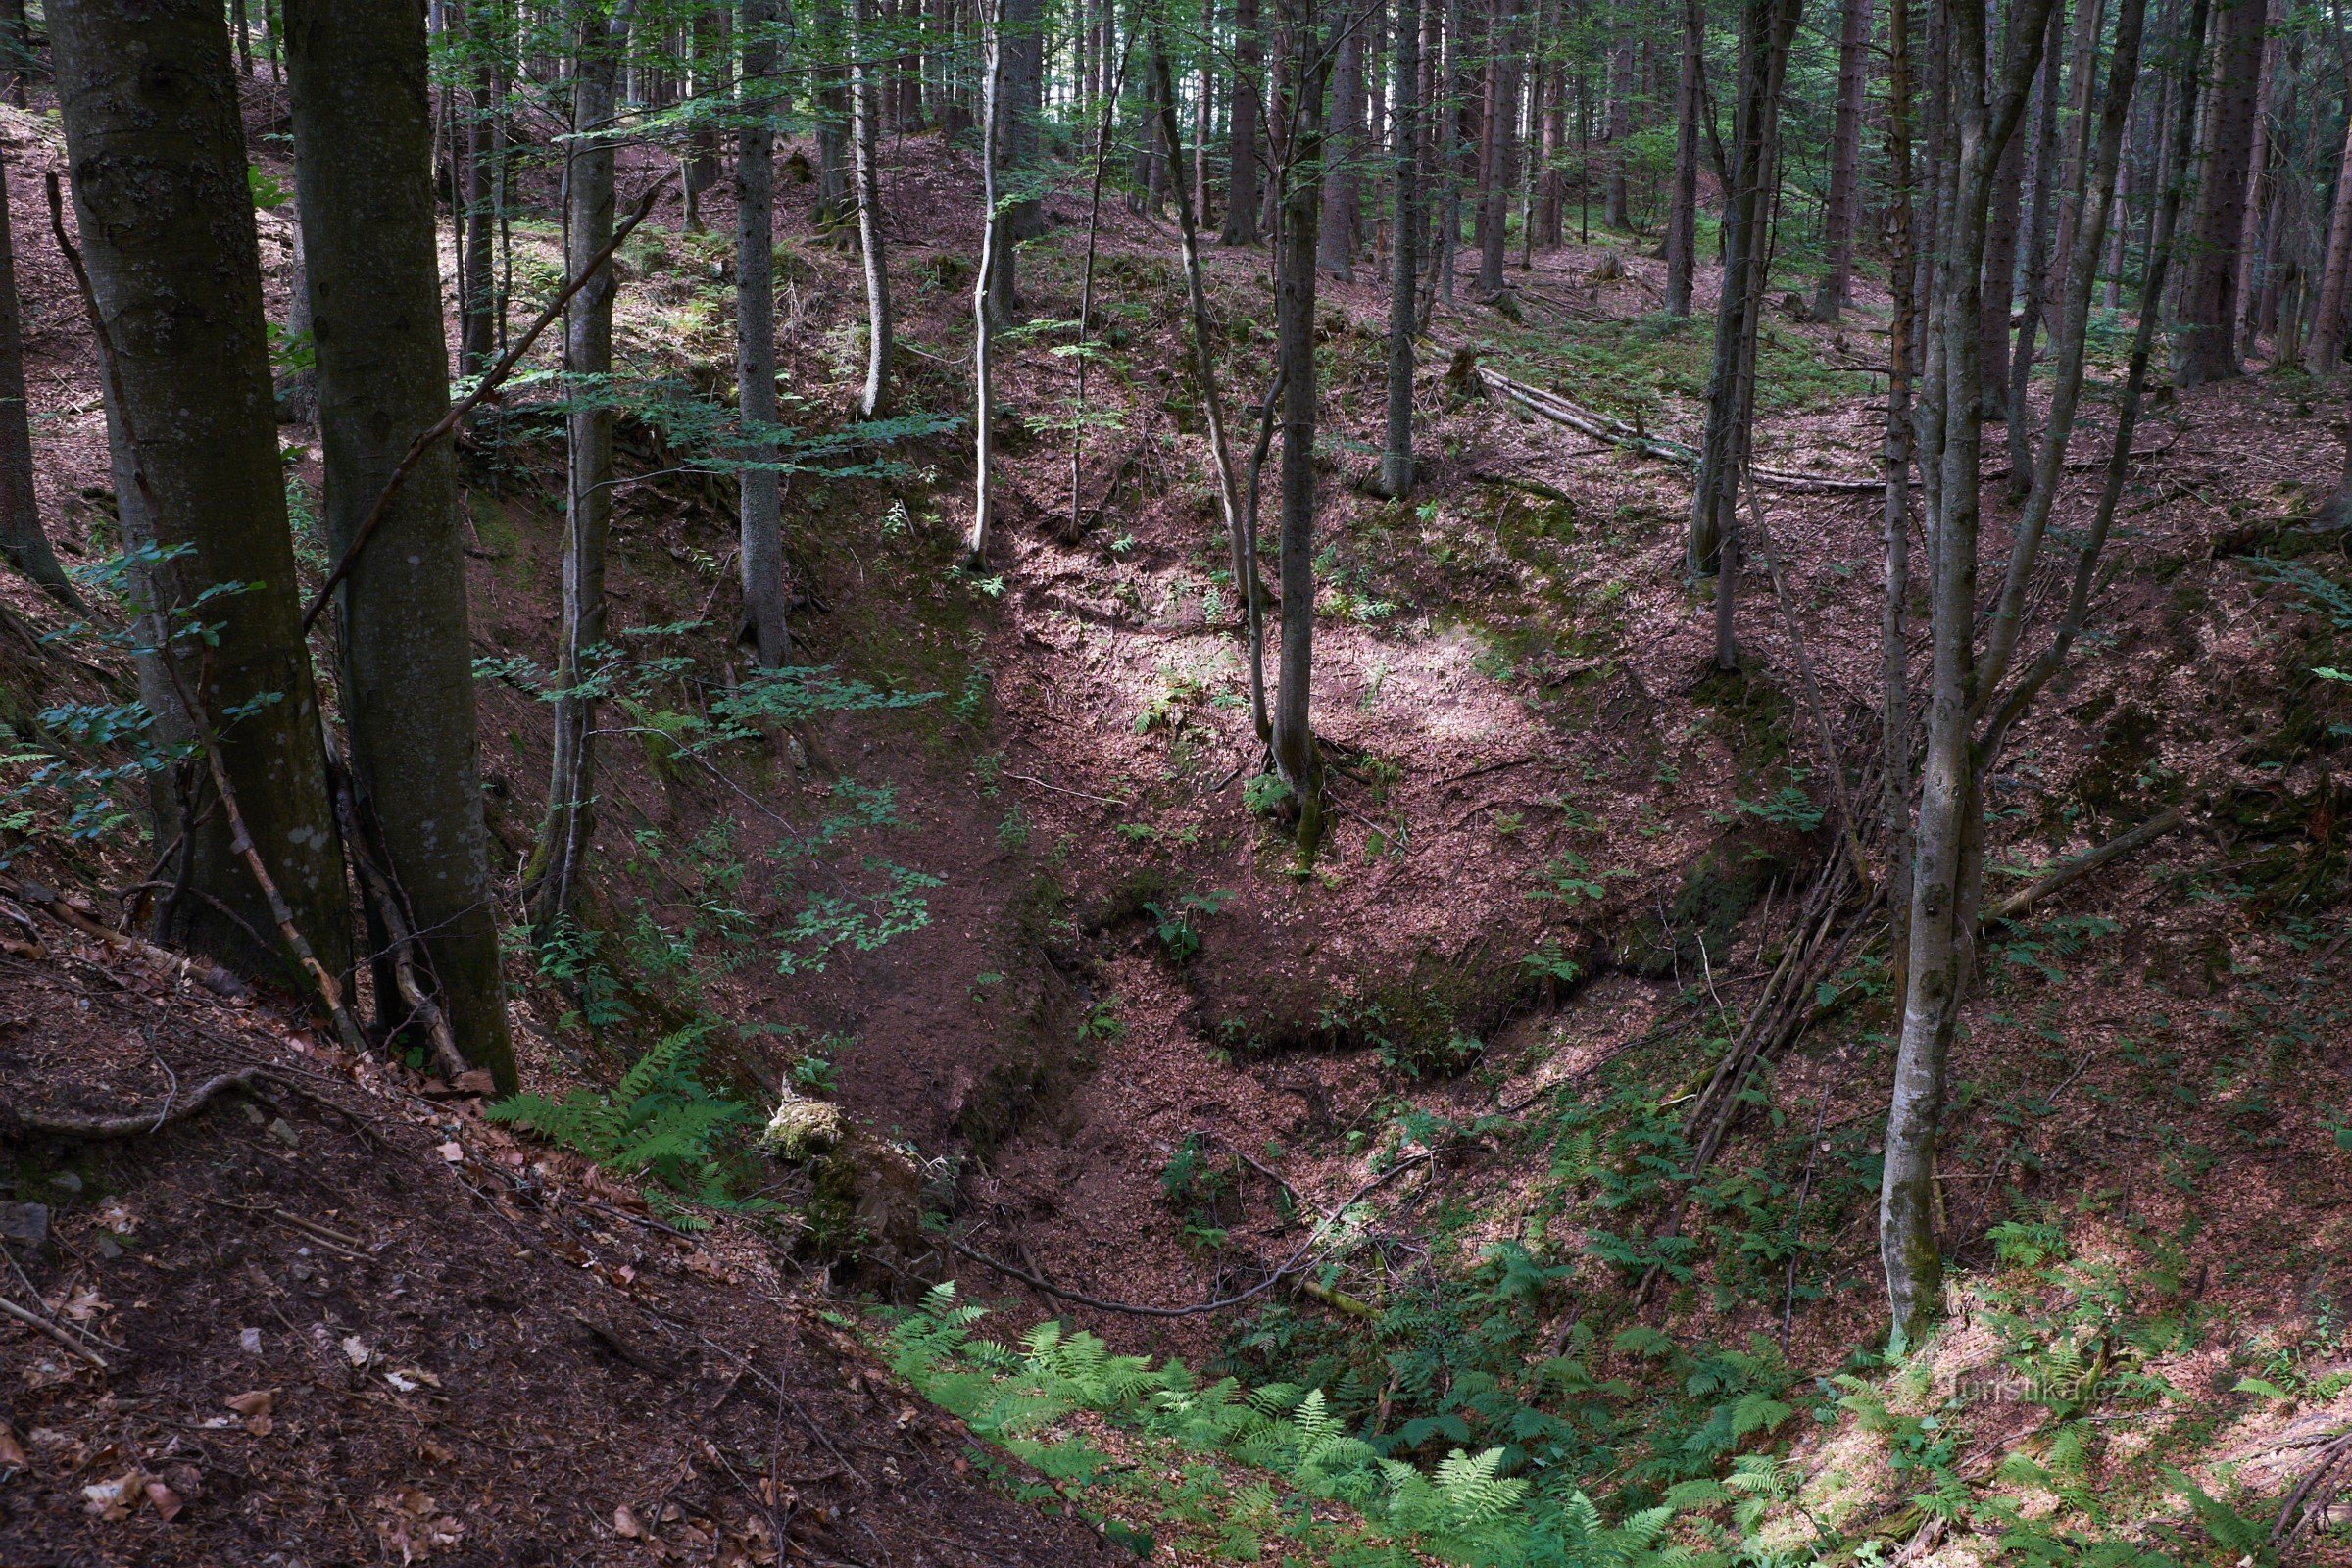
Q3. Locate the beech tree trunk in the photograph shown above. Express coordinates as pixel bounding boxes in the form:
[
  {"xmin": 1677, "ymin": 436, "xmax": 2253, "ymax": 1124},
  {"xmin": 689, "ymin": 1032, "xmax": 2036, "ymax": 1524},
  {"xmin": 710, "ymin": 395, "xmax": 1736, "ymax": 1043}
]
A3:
[
  {"xmin": 1811, "ymin": 0, "xmax": 1874, "ymax": 319},
  {"xmin": 737, "ymin": 0, "xmax": 789, "ymax": 670},
  {"xmin": 1225, "ymin": 0, "xmax": 1264, "ymax": 244},
  {"xmin": 1980, "ymin": 100, "xmax": 2026, "ymax": 423},
  {"xmin": 282, "ymin": 0, "xmax": 514, "ymax": 1087},
  {"xmin": 51, "ymin": 0, "xmax": 352, "ymax": 991},
  {"xmin": 1664, "ymin": 0, "xmax": 1702, "ymax": 316},
  {"xmin": 529, "ymin": 7, "xmax": 625, "ymax": 931},
  {"xmin": 2173, "ymin": 0, "xmax": 2264, "ymax": 385},
  {"xmin": 850, "ymin": 0, "xmax": 894, "ymax": 415},
  {"xmin": 0, "ymin": 161, "xmax": 82, "ymax": 610}
]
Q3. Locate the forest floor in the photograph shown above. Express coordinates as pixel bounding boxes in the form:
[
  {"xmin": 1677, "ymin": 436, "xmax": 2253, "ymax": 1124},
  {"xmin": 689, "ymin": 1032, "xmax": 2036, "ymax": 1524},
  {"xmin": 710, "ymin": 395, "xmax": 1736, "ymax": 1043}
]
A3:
[{"xmin": 5, "ymin": 80, "xmax": 2352, "ymax": 1566}]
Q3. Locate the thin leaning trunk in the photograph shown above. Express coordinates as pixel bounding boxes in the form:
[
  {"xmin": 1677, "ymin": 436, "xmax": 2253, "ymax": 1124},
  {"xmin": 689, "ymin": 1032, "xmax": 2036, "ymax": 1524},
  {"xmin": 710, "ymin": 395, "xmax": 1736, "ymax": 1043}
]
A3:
[
  {"xmin": 967, "ymin": 0, "xmax": 1008, "ymax": 565},
  {"xmin": 737, "ymin": 0, "xmax": 789, "ymax": 670},
  {"xmin": 282, "ymin": 0, "xmax": 514, "ymax": 1087},
  {"xmin": 1880, "ymin": 0, "xmax": 1917, "ymax": 1017},
  {"xmin": 529, "ymin": 7, "xmax": 626, "ymax": 933},
  {"xmin": 2305, "ymin": 105, "xmax": 2352, "ymax": 369},
  {"xmin": 1152, "ymin": 33, "xmax": 1270, "ymax": 741},
  {"xmin": 849, "ymin": 0, "xmax": 894, "ymax": 416}
]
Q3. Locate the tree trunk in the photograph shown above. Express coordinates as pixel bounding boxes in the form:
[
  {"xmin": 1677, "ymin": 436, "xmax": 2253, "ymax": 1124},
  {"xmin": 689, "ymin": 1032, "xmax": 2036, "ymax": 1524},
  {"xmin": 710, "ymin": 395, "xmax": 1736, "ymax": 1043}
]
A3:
[
  {"xmin": 815, "ymin": 66, "xmax": 851, "ymax": 228},
  {"xmin": 1195, "ymin": 0, "xmax": 1217, "ymax": 228},
  {"xmin": 51, "ymin": 0, "xmax": 352, "ymax": 991},
  {"xmin": 2007, "ymin": 1, "xmax": 2064, "ymax": 486},
  {"xmin": 1537, "ymin": 22, "xmax": 1567, "ymax": 246},
  {"xmin": 1980, "ymin": 96, "xmax": 2026, "ymax": 423},
  {"xmin": 2, "ymin": 0, "xmax": 31, "ymax": 104},
  {"xmin": 2306, "ymin": 84, "xmax": 2352, "ymax": 368},
  {"xmin": 737, "ymin": 0, "xmax": 789, "ymax": 670},
  {"xmin": 1273, "ymin": 0, "xmax": 1331, "ymax": 851},
  {"xmin": 1812, "ymin": 0, "xmax": 1874, "ymax": 319},
  {"xmin": 528, "ymin": 7, "xmax": 625, "ymax": 932},
  {"xmin": 1688, "ymin": 0, "xmax": 1803, "ymax": 580},
  {"xmin": 968, "ymin": 0, "xmax": 1006, "ymax": 564},
  {"xmin": 1225, "ymin": 0, "xmax": 1263, "ymax": 243},
  {"xmin": 1319, "ymin": 0, "xmax": 1365, "ymax": 278},
  {"xmin": 2172, "ymin": 0, "xmax": 2263, "ymax": 385},
  {"xmin": 2050, "ymin": 0, "xmax": 2105, "ymax": 308},
  {"xmin": 1880, "ymin": 0, "xmax": 1917, "ymax": 1021},
  {"xmin": 850, "ymin": 0, "xmax": 894, "ymax": 416},
  {"xmin": 684, "ymin": 3, "xmax": 728, "ymax": 231},
  {"xmin": 459, "ymin": 1, "xmax": 499, "ymax": 374},
  {"xmin": 1664, "ymin": 0, "xmax": 1702, "ymax": 316},
  {"xmin": 1604, "ymin": 19, "xmax": 1634, "ymax": 230},
  {"xmin": 281, "ymin": 0, "xmax": 514, "ymax": 1087},
  {"xmin": 2230, "ymin": 0, "xmax": 2277, "ymax": 358},
  {"xmin": 0, "ymin": 161, "xmax": 83, "ymax": 610},
  {"xmin": 1476, "ymin": 0, "xmax": 1522, "ymax": 294},
  {"xmin": 1381, "ymin": 0, "xmax": 1421, "ymax": 498},
  {"xmin": 989, "ymin": 0, "xmax": 1043, "ymax": 322}
]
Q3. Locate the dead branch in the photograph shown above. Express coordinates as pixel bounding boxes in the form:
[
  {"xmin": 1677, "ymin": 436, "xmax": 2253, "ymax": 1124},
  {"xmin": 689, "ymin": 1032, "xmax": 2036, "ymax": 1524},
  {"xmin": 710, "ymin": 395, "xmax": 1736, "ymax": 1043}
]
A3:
[
  {"xmin": 11, "ymin": 1065, "xmax": 263, "ymax": 1140},
  {"xmin": 0, "ymin": 1294, "xmax": 110, "ymax": 1370},
  {"xmin": 1980, "ymin": 806, "xmax": 2187, "ymax": 925}
]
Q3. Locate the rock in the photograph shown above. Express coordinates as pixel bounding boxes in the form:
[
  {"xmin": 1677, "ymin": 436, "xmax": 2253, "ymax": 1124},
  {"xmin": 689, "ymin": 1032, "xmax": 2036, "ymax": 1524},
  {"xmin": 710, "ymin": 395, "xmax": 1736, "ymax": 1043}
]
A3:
[
  {"xmin": 268, "ymin": 1118, "xmax": 300, "ymax": 1151},
  {"xmin": 0, "ymin": 1201, "xmax": 48, "ymax": 1250},
  {"xmin": 48, "ymin": 1171, "xmax": 82, "ymax": 1196}
]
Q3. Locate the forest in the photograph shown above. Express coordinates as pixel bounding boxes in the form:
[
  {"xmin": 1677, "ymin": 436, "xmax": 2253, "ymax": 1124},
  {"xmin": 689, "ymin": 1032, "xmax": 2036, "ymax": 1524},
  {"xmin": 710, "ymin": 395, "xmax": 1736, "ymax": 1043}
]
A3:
[{"xmin": 0, "ymin": 0, "xmax": 2349, "ymax": 1560}]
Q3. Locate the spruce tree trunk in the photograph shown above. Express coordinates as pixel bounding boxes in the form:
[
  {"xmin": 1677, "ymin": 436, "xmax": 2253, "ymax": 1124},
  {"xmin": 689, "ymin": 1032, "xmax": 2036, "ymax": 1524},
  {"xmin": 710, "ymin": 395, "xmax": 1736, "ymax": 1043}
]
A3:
[
  {"xmin": 1381, "ymin": 0, "xmax": 1421, "ymax": 499},
  {"xmin": 2173, "ymin": 0, "xmax": 2263, "ymax": 385},
  {"xmin": 0, "ymin": 160, "xmax": 84, "ymax": 611},
  {"xmin": 737, "ymin": 0, "xmax": 789, "ymax": 670},
  {"xmin": 2, "ymin": 0, "xmax": 29, "ymax": 105},
  {"xmin": 529, "ymin": 7, "xmax": 625, "ymax": 932},
  {"xmin": 1475, "ymin": 0, "xmax": 1521, "ymax": 294},
  {"xmin": 51, "ymin": 0, "xmax": 352, "ymax": 992},
  {"xmin": 1272, "ymin": 0, "xmax": 1331, "ymax": 850},
  {"xmin": 1605, "ymin": 22, "xmax": 1634, "ymax": 230},
  {"xmin": 1664, "ymin": 0, "xmax": 1702, "ymax": 316},
  {"xmin": 684, "ymin": 3, "xmax": 727, "ymax": 231},
  {"xmin": 989, "ymin": 0, "xmax": 1042, "ymax": 322},
  {"xmin": 281, "ymin": 0, "xmax": 514, "ymax": 1088},
  {"xmin": 2230, "ymin": 0, "xmax": 2277, "ymax": 359},
  {"xmin": 460, "ymin": 6, "xmax": 499, "ymax": 375},
  {"xmin": 850, "ymin": 0, "xmax": 894, "ymax": 416},
  {"xmin": 1320, "ymin": 0, "xmax": 1365, "ymax": 278},
  {"xmin": 1195, "ymin": 0, "xmax": 1216, "ymax": 227},
  {"xmin": 1880, "ymin": 0, "xmax": 1917, "ymax": 1018},
  {"xmin": 1224, "ymin": 0, "xmax": 1263, "ymax": 244},
  {"xmin": 2050, "ymin": 0, "xmax": 2107, "ymax": 306},
  {"xmin": 1812, "ymin": 0, "xmax": 1875, "ymax": 319}
]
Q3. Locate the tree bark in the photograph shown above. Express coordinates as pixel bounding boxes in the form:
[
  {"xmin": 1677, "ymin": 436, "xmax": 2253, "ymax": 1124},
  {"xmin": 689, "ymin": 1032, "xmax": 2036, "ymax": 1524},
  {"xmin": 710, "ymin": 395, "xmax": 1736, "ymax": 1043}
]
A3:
[
  {"xmin": 2305, "ymin": 77, "xmax": 2352, "ymax": 368},
  {"xmin": 0, "ymin": 160, "xmax": 83, "ymax": 611},
  {"xmin": 684, "ymin": 2, "xmax": 728, "ymax": 231},
  {"xmin": 1320, "ymin": 0, "xmax": 1365, "ymax": 278},
  {"xmin": 1381, "ymin": 0, "xmax": 1421, "ymax": 499},
  {"xmin": 1664, "ymin": 0, "xmax": 1702, "ymax": 316},
  {"xmin": 2173, "ymin": 0, "xmax": 2264, "ymax": 385},
  {"xmin": 1980, "ymin": 91, "xmax": 2026, "ymax": 423},
  {"xmin": 849, "ymin": 0, "xmax": 894, "ymax": 416},
  {"xmin": 1273, "ymin": 0, "xmax": 1332, "ymax": 850},
  {"xmin": 2051, "ymin": 0, "xmax": 2106, "ymax": 312},
  {"xmin": 528, "ymin": 6, "xmax": 625, "ymax": 932},
  {"xmin": 1604, "ymin": 17, "xmax": 1634, "ymax": 230},
  {"xmin": 1812, "ymin": 0, "xmax": 1874, "ymax": 319},
  {"xmin": 2007, "ymin": 1, "xmax": 2065, "ymax": 487},
  {"xmin": 282, "ymin": 0, "xmax": 514, "ymax": 1087},
  {"xmin": 737, "ymin": 0, "xmax": 789, "ymax": 671},
  {"xmin": 51, "ymin": 0, "xmax": 352, "ymax": 991},
  {"xmin": 1224, "ymin": 0, "xmax": 1264, "ymax": 244},
  {"xmin": 967, "ymin": 0, "xmax": 1007, "ymax": 564},
  {"xmin": 988, "ymin": 0, "xmax": 1043, "ymax": 322},
  {"xmin": 2230, "ymin": 0, "xmax": 2278, "ymax": 359},
  {"xmin": 1475, "ymin": 0, "xmax": 1522, "ymax": 294}
]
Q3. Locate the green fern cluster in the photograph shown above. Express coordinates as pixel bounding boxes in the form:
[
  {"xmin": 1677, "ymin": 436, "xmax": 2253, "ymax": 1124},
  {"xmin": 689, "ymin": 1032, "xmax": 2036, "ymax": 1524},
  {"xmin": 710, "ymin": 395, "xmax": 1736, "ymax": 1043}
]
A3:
[{"xmin": 487, "ymin": 1025, "xmax": 768, "ymax": 1224}]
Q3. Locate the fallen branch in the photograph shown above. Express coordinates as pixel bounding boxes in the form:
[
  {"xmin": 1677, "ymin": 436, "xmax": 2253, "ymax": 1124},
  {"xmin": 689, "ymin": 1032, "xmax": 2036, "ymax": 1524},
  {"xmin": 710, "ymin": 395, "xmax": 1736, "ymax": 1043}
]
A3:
[
  {"xmin": 952, "ymin": 1151, "xmax": 1439, "ymax": 1318},
  {"xmin": 12, "ymin": 1065, "xmax": 264, "ymax": 1140},
  {"xmin": 0, "ymin": 1295, "xmax": 110, "ymax": 1370},
  {"xmin": 1980, "ymin": 806, "xmax": 2187, "ymax": 925},
  {"xmin": 300, "ymin": 174, "xmax": 674, "ymax": 632}
]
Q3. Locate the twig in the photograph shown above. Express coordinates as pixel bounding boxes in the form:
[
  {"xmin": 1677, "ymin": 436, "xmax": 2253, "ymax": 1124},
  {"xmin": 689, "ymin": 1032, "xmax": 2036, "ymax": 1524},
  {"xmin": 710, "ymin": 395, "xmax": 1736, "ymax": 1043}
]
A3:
[
  {"xmin": 2273, "ymin": 1429, "xmax": 2352, "ymax": 1548},
  {"xmin": 300, "ymin": 174, "xmax": 675, "ymax": 632},
  {"xmin": 1780, "ymin": 1090, "xmax": 1833, "ymax": 1353},
  {"xmin": 0, "ymin": 1294, "xmax": 110, "ymax": 1370},
  {"xmin": 952, "ymin": 1151, "xmax": 1441, "ymax": 1318},
  {"xmin": 999, "ymin": 770, "xmax": 1127, "ymax": 807},
  {"xmin": 13, "ymin": 1066, "xmax": 264, "ymax": 1140}
]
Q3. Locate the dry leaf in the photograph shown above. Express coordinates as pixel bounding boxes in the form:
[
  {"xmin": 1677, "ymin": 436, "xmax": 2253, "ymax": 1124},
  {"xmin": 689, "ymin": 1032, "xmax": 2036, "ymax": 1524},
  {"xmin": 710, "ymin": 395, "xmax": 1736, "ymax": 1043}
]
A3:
[
  {"xmin": 341, "ymin": 1336, "xmax": 372, "ymax": 1369},
  {"xmin": 224, "ymin": 1389, "xmax": 275, "ymax": 1418},
  {"xmin": 452, "ymin": 1070, "xmax": 495, "ymax": 1094},
  {"xmin": 143, "ymin": 1478, "xmax": 183, "ymax": 1522},
  {"xmin": 613, "ymin": 1503, "xmax": 644, "ymax": 1539},
  {"xmin": 416, "ymin": 1437, "xmax": 455, "ymax": 1466},
  {"xmin": 384, "ymin": 1367, "xmax": 442, "ymax": 1394},
  {"xmin": 97, "ymin": 1199, "xmax": 139, "ymax": 1234},
  {"xmin": 435, "ymin": 1142, "xmax": 465, "ymax": 1164},
  {"xmin": 81, "ymin": 1471, "xmax": 140, "ymax": 1520},
  {"xmin": 0, "ymin": 1421, "xmax": 25, "ymax": 1467}
]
